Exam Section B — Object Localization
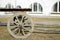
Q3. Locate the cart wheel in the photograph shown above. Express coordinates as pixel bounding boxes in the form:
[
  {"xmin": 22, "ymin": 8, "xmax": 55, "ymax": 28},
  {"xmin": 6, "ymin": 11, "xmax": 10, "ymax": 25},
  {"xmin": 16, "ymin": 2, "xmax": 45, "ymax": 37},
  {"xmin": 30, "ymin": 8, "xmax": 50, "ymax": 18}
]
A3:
[{"xmin": 7, "ymin": 14, "xmax": 34, "ymax": 38}]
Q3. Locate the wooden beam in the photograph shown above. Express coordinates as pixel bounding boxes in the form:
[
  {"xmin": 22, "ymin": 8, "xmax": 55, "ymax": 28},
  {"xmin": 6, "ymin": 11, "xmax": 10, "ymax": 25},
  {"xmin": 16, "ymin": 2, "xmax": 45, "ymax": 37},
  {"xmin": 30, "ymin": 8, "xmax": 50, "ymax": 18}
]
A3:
[{"xmin": 0, "ymin": 8, "xmax": 32, "ymax": 11}]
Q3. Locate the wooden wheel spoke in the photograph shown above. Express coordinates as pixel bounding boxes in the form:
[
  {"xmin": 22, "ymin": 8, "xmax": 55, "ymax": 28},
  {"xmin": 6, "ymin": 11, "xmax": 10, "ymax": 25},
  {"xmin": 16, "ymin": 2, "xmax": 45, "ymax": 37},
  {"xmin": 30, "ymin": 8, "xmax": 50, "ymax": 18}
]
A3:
[
  {"xmin": 15, "ymin": 16, "xmax": 23, "ymax": 26},
  {"xmin": 22, "ymin": 29, "xmax": 25, "ymax": 35},
  {"xmin": 11, "ymin": 26, "xmax": 18, "ymax": 31},
  {"xmin": 16, "ymin": 16, "xmax": 21, "ymax": 23},
  {"xmin": 13, "ymin": 19, "xmax": 19, "ymax": 26},
  {"xmin": 23, "ymin": 22, "xmax": 31, "ymax": 26},
  {"xmin": 16, "ymin": 28, "xmax": 21, "ymax": 35},
  {"xmin": 13, "ymin": 28, "xmax": 19, "ymax": 34},
  {"xmin": 23, "ymin": 23, "xmax": 32, "ymax": 28},
  {"xmin": 19, "ymin": 28, "xmax": 25, "ymax": 35},
  {"xmin": 15, "ymin": 28, "xmax": 22, "ymax": 35},
  {"xmin": 22, "ymin": 16, "xmax": 28, "ymax": 23},
  {"xmin": 23, "ymin": 27, "xmax": 31, "ymax": 32},
  {"xmin": 21, "ymin": 16, "xmax": 24, "ymax": 23},
  {"xmin": 23, "ymin": 25, "xmax": 31, "ymax": 27},
  {"xmin": 14, "ymin": 22, "xmax": 18, "ymax": 25},
  {"xmin": 14, "ymin": 20, "xmax": 18, "ymax": 23},
  {"xmin": 14, "ymin": 28, "xmax": 19, "ymax": 32},
  {"xmin": 23, "ymin": 19, "xmax": 28, "ymax": 23},
  {"xmin": 18, "ymin": 29, "xmax": 21, "ymax": 35}
]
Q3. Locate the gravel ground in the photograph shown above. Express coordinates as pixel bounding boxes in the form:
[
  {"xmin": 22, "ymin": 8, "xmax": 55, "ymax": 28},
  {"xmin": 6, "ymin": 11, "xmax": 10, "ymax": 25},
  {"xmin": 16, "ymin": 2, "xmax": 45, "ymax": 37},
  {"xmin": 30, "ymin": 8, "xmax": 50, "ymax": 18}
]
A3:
[{"xmin": 0, "ymin": 26, "xmax": 60, "ymax": 40}]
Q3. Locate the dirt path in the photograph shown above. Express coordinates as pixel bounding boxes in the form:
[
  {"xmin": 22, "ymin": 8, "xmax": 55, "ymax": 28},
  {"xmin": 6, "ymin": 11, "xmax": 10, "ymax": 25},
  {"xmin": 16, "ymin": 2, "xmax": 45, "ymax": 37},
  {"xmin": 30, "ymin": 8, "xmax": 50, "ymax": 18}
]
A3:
[{"xmin": 0, "ymin": 26, "xmax": 60, "ymax": 40}]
